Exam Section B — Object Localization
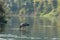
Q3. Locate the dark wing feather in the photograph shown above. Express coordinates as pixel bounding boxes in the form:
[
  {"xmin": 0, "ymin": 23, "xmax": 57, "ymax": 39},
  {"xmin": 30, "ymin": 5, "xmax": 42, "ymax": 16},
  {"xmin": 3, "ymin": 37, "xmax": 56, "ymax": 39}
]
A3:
[{"xmin": 20, "ymin": 23, "xmax": 29, "ymax": 28}]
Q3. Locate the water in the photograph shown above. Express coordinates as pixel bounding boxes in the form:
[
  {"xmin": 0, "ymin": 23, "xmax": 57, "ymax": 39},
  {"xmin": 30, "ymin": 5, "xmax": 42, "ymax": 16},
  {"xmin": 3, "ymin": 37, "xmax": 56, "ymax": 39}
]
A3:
[{"xmin": 0, "ymin": 16, "xmax": 60, "ymax": 40}]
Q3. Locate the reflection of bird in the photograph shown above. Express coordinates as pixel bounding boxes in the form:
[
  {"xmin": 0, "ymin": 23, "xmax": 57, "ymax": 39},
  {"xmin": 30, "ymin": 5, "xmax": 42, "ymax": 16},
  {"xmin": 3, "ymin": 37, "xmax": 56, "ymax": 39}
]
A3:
[{"xmin": 20, "ymin": 23, "xmax": 29, "ymax": 28}]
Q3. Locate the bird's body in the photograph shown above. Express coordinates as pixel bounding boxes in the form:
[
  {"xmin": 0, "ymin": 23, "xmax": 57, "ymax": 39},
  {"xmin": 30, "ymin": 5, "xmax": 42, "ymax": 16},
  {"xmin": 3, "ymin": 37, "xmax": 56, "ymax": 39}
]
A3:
[
  {"xmin": 20, "ymin": 23, "xmax": 29, "ymax": 28},
  {"xmin": 20, "ymin": 23, "xmax": 29, "ymax": 31}
]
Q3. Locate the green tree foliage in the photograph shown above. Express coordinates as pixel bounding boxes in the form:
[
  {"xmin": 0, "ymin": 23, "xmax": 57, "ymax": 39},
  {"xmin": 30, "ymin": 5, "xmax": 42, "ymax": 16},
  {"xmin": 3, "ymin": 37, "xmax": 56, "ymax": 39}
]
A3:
[
  {"xmin": 52, "ymin": 0, "xmax": 58, "ymax": 9},
  {"xmin": 0, "ymin": 1, "xmax": 8, "ymax": 32}
]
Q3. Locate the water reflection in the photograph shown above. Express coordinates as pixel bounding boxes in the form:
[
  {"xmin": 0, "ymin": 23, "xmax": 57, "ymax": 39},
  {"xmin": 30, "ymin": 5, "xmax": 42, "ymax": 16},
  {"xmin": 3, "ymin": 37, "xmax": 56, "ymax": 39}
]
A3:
[{"xmin": 1, "ymin": 16, "xmax": 59, "ymax": 40}]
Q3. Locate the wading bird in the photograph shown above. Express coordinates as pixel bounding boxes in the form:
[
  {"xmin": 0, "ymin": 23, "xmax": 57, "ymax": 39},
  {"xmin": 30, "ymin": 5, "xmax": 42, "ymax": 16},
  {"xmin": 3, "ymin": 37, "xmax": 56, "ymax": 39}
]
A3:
[{"xmin": 20, "ymin": 23, "xmax": 29, "ymax": 31}]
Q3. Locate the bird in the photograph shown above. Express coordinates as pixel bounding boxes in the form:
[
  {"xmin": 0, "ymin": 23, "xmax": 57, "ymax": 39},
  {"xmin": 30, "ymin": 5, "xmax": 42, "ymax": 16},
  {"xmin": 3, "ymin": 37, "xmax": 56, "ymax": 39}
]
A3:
[
  {"xmin": 20, "ymin": 23, "xmax": 29, "ymax": 28},
  {"xmin": 20, "ymin": 23, "xmax": 29, "ymax": 31}
]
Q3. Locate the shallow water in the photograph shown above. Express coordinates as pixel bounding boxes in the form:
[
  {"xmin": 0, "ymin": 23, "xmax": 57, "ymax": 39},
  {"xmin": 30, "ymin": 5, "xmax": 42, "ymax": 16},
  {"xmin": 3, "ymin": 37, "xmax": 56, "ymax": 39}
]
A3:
[{"xmin": 1, "ymin": 16, "xmax": 59, "ymax": 40}]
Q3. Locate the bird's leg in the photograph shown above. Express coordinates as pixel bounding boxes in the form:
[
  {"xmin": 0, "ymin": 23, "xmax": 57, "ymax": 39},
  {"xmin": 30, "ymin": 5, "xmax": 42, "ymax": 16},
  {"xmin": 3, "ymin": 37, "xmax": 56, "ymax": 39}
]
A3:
[{"xmin": 20, "ymin": 27, "xmax": 26, "ymax": 31}]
